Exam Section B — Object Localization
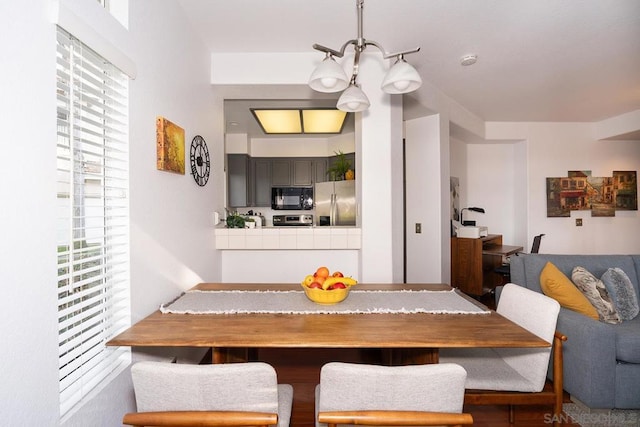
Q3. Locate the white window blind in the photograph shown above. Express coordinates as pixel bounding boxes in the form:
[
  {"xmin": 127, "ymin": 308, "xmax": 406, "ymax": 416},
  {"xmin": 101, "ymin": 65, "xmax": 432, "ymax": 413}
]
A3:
[{"xmin": 56, "ymin": 27, "xmax": 131, "ymax": 416}]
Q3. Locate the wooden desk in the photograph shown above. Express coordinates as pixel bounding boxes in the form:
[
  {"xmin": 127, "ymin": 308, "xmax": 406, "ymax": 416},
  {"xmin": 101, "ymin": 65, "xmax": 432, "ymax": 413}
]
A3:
[
  {"xmin": 451, "ymin": 235, "xmax": 523, "ymax": 296},
  {"xmin": 107, "ymin": 283, "xmax": 547, "ymax": 364}
]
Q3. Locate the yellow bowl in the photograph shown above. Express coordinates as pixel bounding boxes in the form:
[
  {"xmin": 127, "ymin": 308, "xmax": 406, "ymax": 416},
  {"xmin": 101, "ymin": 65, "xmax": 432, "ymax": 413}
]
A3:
[{"xmin": 301, "ymin": 283, "xmax": 350, "ymax": 305}]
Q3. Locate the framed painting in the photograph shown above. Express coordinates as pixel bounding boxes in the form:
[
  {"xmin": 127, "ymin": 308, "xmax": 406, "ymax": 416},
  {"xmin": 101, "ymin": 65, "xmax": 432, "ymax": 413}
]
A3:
[
  {"xmin": 546, "ymin": 177, "xmax": 570, "ymax": 217},
  {"xmin": 613, "ymin": 171, "xmax": 638, "ymax": 210},
  {"xmin": 156, "ymin": 116, "xmax": 185, "ymax": 174},
  {"xmin": 547, "ymin": 169, "xmax": 638, "ymax": 217}
]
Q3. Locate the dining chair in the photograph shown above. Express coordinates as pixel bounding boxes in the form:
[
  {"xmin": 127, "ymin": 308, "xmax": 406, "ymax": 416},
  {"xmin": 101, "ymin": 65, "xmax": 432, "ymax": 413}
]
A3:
[
  {"xmin": 315, "ymin": 362, "xmax": 473, "ymax": 427},
  {"xmin": 440, "ymin": 283, "xmax": 567, "ymax": 426},
  {"xmin": 123, "ymin": 361, "xmax": 293, "ymax": 427}
]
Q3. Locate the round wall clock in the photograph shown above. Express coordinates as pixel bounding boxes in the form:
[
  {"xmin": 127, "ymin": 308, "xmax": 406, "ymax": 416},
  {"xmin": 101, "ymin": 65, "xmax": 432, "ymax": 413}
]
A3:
[{"xmin": 189, "ymin": 135, "xmax": 210, "ymax": 187}]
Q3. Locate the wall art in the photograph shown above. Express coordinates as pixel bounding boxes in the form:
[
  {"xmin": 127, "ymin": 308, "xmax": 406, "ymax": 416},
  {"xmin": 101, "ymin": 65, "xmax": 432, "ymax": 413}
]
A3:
[
  {"xmin": 156, "ymin": 116, "xmax": 185, "ymax": 174},
  {"xmin": 546, "ymin": 170, "xmax": 637, "ymax": 217}
]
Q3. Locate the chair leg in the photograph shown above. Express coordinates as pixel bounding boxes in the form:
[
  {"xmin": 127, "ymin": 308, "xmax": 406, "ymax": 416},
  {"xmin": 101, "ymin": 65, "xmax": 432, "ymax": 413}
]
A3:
[{"xmin": 552, "ymin": 332, "xmax": 567, "ymax": 427}]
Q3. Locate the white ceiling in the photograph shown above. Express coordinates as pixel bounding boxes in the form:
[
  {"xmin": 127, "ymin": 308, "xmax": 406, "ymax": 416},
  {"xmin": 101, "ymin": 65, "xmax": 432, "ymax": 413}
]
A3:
[{"xmin": 177, "ymin": 0, "xmax": 640, "ymax": 137}]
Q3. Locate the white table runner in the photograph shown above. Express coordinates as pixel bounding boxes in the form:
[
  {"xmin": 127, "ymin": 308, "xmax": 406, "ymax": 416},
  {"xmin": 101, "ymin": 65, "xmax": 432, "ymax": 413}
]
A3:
[{"xmin": 160, "ymin": 289, "xmax": 489, "ymax": 315}]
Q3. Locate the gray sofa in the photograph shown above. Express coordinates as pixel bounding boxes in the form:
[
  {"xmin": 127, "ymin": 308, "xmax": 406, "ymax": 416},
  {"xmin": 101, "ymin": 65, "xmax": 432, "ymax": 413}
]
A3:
[{"xmin": 508, "ymin": 254, "xmax": 640, "ymax": 409}]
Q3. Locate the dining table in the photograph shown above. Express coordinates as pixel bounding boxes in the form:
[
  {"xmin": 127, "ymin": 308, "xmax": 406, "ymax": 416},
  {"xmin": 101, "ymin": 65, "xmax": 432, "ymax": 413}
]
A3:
[{"xmin": 107, "ymin": 282, "xmax": 550, "ymax": 364}]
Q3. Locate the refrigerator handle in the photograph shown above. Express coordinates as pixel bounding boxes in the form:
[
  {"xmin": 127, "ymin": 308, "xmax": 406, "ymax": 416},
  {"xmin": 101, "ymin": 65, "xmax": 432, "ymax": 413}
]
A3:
[{"xmin": 330, "ymin": 193, "xmax": 336, "ymax": 226}]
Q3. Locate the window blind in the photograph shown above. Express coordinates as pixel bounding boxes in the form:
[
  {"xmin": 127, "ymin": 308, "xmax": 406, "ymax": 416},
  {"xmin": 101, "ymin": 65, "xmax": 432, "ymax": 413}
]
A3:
[{"xmin": 56, "ymin": 27, "xmax": 131, "ymax": 416}]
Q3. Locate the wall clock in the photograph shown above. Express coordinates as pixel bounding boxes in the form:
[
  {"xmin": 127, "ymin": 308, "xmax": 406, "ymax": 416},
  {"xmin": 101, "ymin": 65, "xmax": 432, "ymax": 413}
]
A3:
[{"xmin": 189, "ymin": 135, "xmax": 210, "ymax": 187}]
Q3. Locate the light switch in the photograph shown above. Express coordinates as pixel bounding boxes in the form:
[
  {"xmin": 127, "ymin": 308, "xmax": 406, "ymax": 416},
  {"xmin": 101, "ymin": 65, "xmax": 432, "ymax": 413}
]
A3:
[{"xmin": 415, "ymin": 223, "xmax": 422, "ymax": 233}]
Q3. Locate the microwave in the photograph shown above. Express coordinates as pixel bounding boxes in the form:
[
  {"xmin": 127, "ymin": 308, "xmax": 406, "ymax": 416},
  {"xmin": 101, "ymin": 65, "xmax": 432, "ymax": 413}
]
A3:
[{"xmin": 271, "ymin": 187, "xmax": 313, "ymax": 210}]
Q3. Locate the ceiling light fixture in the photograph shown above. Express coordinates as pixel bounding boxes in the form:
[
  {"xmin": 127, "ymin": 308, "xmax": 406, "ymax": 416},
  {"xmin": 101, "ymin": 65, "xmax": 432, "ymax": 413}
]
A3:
[
  {"xmin": 308, "ymin": 0, "xmax": 421, "ymax": 113},
  {"xmin": 251, "ymin": 108, "xmax": 348, "ymax": 134}
]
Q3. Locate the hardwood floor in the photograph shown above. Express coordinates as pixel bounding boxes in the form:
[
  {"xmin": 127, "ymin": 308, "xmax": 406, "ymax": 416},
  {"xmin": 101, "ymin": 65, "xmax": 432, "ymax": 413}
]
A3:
[{"xmin": 255, "ymin": 347, "xmax": 580, "ymax": 427}]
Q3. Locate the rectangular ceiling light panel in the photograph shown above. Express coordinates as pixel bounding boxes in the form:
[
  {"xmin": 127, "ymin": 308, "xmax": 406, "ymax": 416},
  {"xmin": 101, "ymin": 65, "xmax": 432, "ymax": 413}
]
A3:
[
  {"xmin": 302, "ymin": 109, "xmax": 347, "ymax": 134},
  {"xmin": 251, "ymin": 108, "xmax": 347, "ymax": 135},
  {"xmin": 252, "ymin": 109, "xmax": 302, "ymax": 134}
]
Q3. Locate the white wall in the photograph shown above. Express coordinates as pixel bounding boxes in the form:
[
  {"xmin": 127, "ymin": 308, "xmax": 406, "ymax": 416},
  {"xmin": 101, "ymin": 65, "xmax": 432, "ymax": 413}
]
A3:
[
  {"xmin": 127, "ymin": 0, "xmax": 221, "ymax": 322},
  {"xmin": 479, "ymin": 122, "xmax": 640, "ymax": 253},
  {"xmin": 466, "ymin": 143, "xmax": 519, "ymax": 244},
  {"xmin": 356, "ymin": 56, "xmax": 405, "ymax": 283},
  {"xmin": 0, "ymin": 0, "xmax": 221, "ymax": 425},
  {"xmin": 0, "ymin": 1, "xmax": 60, "ymax": 425},
  {"xmin": 405, "ymin": 115, "xmax": 450, "ymax": 283},
  {"xmin": 250, "ymin": 137, "xmax": 331, "ymax": 157},
  {"xmin": 221, "ymin": 250, "xmax": 359, "ymax": 283},
  {"xmin": 250, "ymin": 134, "xmax": 356, "ymax": 158},
  {"xmin": 226, "ymin": 133, "xmax": 356, "ymax": 158}
]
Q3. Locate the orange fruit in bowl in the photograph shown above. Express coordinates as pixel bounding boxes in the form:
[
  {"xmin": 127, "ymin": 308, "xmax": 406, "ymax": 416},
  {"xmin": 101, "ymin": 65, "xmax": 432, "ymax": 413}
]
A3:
[{"xmin": 315, "ymin": 266, "xmax": 330, "ymax": 278}]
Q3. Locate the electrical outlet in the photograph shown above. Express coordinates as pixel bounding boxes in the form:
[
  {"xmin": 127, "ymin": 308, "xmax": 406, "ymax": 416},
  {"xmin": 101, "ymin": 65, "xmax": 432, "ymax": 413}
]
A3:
[
  {"xmin": 576, "ymin": 218, "xmax": 583, "ymax": 226},
  {"xmin": 415, "ymin": 223, "xmax": 422, "ymax": 233}
]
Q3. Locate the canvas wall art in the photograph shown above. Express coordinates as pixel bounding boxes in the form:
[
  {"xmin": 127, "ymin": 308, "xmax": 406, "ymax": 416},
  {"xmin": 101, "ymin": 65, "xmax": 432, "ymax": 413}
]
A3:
[
  {"xmin": 156, "ymin": 116, "xmax": 185, "ymax": 174},
  {"xmin": 546, "ymin": 170, "xmax": 637, "ymax": 217},
  {"xmin": 450, "ymin": 177, "xmax": 460, "ymax": 222}
]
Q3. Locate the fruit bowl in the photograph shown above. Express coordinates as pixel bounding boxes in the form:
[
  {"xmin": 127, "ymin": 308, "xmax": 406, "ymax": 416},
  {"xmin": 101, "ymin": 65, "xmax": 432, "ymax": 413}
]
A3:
[{"xmin": 301, "ymin": 283, "xmax": 351, "ymax": 305}]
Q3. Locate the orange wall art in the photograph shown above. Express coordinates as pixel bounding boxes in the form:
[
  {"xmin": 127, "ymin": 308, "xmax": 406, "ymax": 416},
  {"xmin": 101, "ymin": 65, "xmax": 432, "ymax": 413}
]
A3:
[{"xmin": 156, "ymin": 116, "xmax": 185, "ymax": 174}]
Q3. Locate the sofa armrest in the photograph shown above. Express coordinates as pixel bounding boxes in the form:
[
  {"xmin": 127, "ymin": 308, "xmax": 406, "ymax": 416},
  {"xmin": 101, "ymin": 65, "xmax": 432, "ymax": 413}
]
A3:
[{"xmin": 554, "ymin": 308, "xmax": 617, "ymax": 408}]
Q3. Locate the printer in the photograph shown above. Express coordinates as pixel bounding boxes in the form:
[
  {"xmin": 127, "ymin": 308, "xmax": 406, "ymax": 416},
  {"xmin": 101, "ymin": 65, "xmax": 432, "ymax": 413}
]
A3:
[{"xmin": 453, "ymin": 220, "xmax": 488, "ymax": 238}]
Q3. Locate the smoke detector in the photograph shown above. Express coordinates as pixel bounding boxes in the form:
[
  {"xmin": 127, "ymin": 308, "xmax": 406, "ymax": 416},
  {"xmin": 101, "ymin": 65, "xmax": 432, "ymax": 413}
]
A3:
[{"xmin": 460, "ymin": 54, "xmax": 478, "ymax": 66}]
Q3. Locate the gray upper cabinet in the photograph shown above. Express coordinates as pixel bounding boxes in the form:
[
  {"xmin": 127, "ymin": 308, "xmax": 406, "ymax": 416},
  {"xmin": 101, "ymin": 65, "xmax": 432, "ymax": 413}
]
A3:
[
  {"xmin": 227, "ymin": 154, "xmax": 250, "ymax": 207},
  {"xmin": 271, "ymin": 159, "xmax": 292, "ymax": 186},
  {"xmin": 292, "ymin": 159, "xmax": 313, "ymax": 186},
  {"xmin": 313, "ymin": 158, "xmax": 328, "ymax": 183},
  {"xmin": 252, "ymin": 158, "xmax": 272, "ymax": 207},
  {"xmin": 271, "ymin": 158, "xmax": 326, "ymax": 187}
]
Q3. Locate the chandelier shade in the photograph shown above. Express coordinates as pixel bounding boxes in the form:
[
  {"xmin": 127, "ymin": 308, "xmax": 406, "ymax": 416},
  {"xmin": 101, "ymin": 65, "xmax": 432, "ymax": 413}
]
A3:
[
  {"xmin": 309, "ymin": 55, "xmax": 350, "ymax": 93},
  {"xmin": 381, "ymin": 58, "xmax": 423, "ymax": 94},
  {"xmin": 337, "ymin": 84, "xmax": 370, "ymax": 112},
  {"xmin": 309, "ymin": 0, "xmax": 421, "ymax": 112}
]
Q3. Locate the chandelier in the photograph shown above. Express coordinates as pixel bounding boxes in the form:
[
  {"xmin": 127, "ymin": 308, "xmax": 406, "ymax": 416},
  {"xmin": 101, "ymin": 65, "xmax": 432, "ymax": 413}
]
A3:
[{"xmin": 308, "ymin": 0, "xmax": 422, "ymax": 112}]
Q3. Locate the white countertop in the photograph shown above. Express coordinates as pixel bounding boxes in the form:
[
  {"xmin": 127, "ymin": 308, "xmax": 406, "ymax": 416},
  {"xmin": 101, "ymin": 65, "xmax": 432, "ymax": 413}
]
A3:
[{"xmin": 214, "ymin": 226, "xmax": 361, "ymax": 250}]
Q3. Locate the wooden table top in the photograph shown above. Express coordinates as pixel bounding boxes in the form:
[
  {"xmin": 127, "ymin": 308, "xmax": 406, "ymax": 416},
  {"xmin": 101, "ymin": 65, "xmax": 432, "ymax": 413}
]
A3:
[
  {"xmin": 482, "ymin": 244, "xmax": 524, "ymax": 256},
  {"xmin": 107, "ymin": 283, "xmax": 549, "ymax": 351}
]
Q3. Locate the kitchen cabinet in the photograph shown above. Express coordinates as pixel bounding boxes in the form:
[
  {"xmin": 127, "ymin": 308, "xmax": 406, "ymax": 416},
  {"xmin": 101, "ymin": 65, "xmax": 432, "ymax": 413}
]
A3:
[
  {"xmin": 313, "ymin": 158, "xmax": 328, "ymax": 183},
  {"xmin": 271, "ymin": 159, "xmax": 292, "ymax": 186},
  {"xmin": 227, "ymin": 154, "xmax": 251, "ymax": 207},
  {"xmin": 271, "ymin": 158, "xmax": 327, "ymax": 187},
  {"xmin": 252, "ymin": 158, "xmax": 272, "ymax": 207},
  {"xmin": 292, "ymin": 159, "xmax": 312, "ymax": 186},
  {"xmin": 227, "ymin": 156, "xmax": 343, "ymax": 208}
]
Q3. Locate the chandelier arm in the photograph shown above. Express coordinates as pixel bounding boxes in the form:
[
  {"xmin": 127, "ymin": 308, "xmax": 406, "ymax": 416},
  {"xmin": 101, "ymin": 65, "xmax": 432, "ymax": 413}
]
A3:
[
  {"xmin": 382, "ymin": 47, "xmax": 421, "ymax": 60},
  {"xmin": 350, "ymin": 48, "xmax": 361, "ymax": 81},
  {"xmin": 313, "ymin": 39, "xmax": 359, "ymax": 59}
]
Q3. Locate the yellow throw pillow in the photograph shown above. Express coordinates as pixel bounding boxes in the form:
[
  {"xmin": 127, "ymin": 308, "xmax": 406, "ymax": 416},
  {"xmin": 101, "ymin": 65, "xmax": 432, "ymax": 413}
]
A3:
[{"xmin": 540, "ymin": 261, "xmax": 599, "ymax": 320}]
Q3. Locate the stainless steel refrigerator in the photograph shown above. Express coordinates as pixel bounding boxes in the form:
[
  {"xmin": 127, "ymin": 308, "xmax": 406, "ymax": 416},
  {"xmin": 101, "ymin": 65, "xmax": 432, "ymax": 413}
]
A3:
[{"xmin": 314, "ymin": 180, "xmax": 356, "ymax": 226}]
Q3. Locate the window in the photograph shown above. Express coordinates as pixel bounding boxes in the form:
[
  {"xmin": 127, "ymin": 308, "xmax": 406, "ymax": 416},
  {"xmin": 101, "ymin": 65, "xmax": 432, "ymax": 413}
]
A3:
[{"xmin": 56, "ymin": 27, "xmax": 130, "ymax": 416}]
